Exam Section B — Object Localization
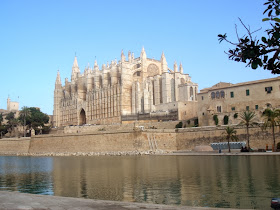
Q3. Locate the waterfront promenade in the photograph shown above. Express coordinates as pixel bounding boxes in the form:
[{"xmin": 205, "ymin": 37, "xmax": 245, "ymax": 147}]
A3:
[{"xmin": 0, "ymin": 191, "xmax": 249, "ymax": 210}]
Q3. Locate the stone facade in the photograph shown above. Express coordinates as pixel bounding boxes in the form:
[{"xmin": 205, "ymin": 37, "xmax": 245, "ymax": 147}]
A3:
[
  {"xmin": 7, "ymin": 97, "xmax": 19, "ymax": 112},
  {"xmin": 53, "ymin": 48, "xmax": 198, "ymax": 127},
  {"xmin": 197, "ymin": 77, "xmax": 280, "ymax": 126}
]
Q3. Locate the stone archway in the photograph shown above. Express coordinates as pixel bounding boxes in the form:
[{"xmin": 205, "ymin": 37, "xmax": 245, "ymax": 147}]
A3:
[{"xmin": 79, "ymin": 109, "xmax": 86, "ymax": 125}]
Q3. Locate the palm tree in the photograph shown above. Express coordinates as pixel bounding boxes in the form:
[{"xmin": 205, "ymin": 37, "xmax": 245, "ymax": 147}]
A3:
[
  {"xmin": 20, "ymin": 106, "xmax": 31, "ymax": 137},
  {"xmin": 224, "ymin": 126, "xmax": 238, "ymax": 152},
  {"xmin": 239, "ymin": 110, "xmax": 256, "ymax": 150},
  {"xmin": 262, "ymin": 108, "xmax": 280, "ymax": 152}
]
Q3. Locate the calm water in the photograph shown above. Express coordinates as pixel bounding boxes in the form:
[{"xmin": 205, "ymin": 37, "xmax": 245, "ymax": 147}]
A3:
[{"xmin": 0, "ymin": 155, "xmax": 279, "ymax": 209}]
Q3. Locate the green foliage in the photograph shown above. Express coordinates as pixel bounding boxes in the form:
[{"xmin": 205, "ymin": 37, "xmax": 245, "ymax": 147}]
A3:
[
  {"xmin": 224, "ymin": 126, "xmax": 238, "ymax": 152},
  {"xmin": 213, "ymin": 115, "xmax": 219, "ymax": 125},
  {"xmin": 262, "ymin": 108, "xmax": 280, "ymax": 151},
  {"xmin": 175, "ymin": 121, "xmax": 183, "ymax": 128},
  {"xmin": 234, "ymin": 113, "xmax": 238, "ymax": 119},
  {"xmin": 18, "ymin": 107, "xmax": 49, "ymax": 131},
  {"xmin": 0, "ymin": 125, "xmax": 8, "ymax": 138},
  {"xmin": 218, "ymin": 0, "xmax": 280, "ymax": 74},
  {"xmin": 239, "ymin": 110, "xmax": 256, "ymax": 149},
  {"xmin": 0, "ymin": 113, "xmax": 3, "ymax": 126},
  {"xmin": 223, "ymin": 115, "xmax": 229, "ymax": 125}
]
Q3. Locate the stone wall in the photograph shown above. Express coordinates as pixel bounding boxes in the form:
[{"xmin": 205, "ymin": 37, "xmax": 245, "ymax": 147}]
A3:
[
  {"xmin": 0, "ymin": 138, "xmax": 30, "ymax": 154},
  {"xmin": 0, "ymin": 125, "xmax": 278, "ymax": 155},
  {"xmin": 176, "ymin": 125, "xmax": 279, "ymax": 150},
  {"xmin": 29, "ymin": 130, "xmax": 177, "ymax": 154}
]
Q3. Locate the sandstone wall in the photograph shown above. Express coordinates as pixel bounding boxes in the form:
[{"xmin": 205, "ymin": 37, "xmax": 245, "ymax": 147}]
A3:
[
  {"xmin": 176, "ymin": 126, "xmax": 279, "ymax": 150},
  {"xmin": 0, "ymin": 125, "xmax": 278, "ymax": 155},
  {"xmin": 29, "ymin": 130, "xmax": 177, "ymax": 154},
  {"xmin": 0, "ymin": 138, "xmax": 30, "ymax": 154}
]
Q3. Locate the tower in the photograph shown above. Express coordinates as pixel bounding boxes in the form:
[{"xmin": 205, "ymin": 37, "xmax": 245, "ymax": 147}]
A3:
[{"xmin": 53, "ymin": 70, "xmax": 62, "ymax": 127}]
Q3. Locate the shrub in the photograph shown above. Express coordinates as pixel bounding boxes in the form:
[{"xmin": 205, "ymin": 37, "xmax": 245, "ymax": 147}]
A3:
[
  {"xmin": 175, "ymin": 121, "xmax": 183, "ymax": 128},
  {"xmin": 213, "ymin": 115, "xmax": 219, "ymax": 125}
]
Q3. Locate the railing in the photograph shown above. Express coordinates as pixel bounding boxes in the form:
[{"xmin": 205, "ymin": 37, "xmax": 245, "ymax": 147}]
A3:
[{"xmin": 121, "ymin": 111, "xmax": 178, "ymax": 121}]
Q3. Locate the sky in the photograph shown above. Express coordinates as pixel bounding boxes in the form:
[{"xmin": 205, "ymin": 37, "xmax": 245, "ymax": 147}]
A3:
[{"xmin": 0, "ymin": 0, "xmax": 278, "ymax": 115}]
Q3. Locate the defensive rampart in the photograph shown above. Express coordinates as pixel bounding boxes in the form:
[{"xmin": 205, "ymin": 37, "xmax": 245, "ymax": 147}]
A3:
[{"xmin": 0, "ymin": 125, "xmax": 278, "ymax": 155}]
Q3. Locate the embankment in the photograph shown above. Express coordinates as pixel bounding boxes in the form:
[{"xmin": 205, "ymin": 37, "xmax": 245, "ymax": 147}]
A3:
[{"xmin": 0, "ymin": 125, "xmax": 278, "ymax": 155}]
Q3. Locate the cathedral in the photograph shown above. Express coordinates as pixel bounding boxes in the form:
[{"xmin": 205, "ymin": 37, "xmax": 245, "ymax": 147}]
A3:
[{"xmin": 53, "ymin": 48, "xmax": 198, "ymax": 127}]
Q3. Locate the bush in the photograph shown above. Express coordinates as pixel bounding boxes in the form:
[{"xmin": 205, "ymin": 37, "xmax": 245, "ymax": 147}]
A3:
[
  {"xmin": 213, "ymin": 115, "xmax": 219, "ymax": 125},
  {"xmin": 234, "ymin": 113, "xmax": 238, "ymax": 119},
  {"xmin": 223, "ymin": 115, "xmax": 229, "ymax": 125},
  {"xmin": 175, "ymin": 121, "xmax": 183, "ymax": 128}
]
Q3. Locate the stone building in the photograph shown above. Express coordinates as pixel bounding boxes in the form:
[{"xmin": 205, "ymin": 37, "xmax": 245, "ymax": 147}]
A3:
[
  {"xmin": 7, "ymin": 97, "xmax": 19, "ymax": 112},
  {"xmin": 197, "ymin": 77, "xmax": 280, "ymax": 126},
  {"xmin": 53, "ymin": 48, "xmax": 198, "ymax": 127}
]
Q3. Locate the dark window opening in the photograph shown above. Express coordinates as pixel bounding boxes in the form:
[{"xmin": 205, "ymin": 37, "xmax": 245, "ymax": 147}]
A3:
[
  {"xmin": 255, "ymin": 105, "xmax": 258, "ymax": 110},
  {"xmin": 246, "ymin": 89, "xmax": 250, "ymax": 96},
  {"xmin": 230, "ymin": 91, "xmax": 234, "ymax": 98},
  {"xmin": 211, "ymin": 92, "xmax": 215, "ymax": 99},
  {"xmin": 220, "ymin": 90, "xmax": 225, "ymax": 98},
  {"xmin": 265, "ymin": 86, "xmax": 273, "ymax": 93},
  {"xmin": 246, "ymin": 106, "xmax": 249, "ymax": 111}
]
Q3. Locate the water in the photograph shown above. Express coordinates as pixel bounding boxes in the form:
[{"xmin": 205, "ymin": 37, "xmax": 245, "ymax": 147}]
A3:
[{"xmin": 0, "ymin": 155, "xmax": 279, "ymax": 209}]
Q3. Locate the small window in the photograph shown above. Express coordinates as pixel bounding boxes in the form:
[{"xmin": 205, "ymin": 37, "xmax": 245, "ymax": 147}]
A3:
[
  {"xmin": 202, "ymin": 112, "xmax": 205, "ymax": 115},
  {"xmin": 265, "ymin": 86, "xmax": 273, "ymax": 93},
  {"xmin": 246, "ymin": 106, "xmax": 249, "ymax": 111},
  {"xmin": 255, "ymin": 105, "xmax": 259, "ymax": 110},
  {"xmin": 231, "ymin": 107, "xmax": 235, "ymax": 111},
  {"xmin": 217, "ymin": 106, "xmax": 222, "ymax": 113},
  {"xmin": 267, "ymin": 103, "xmax": 272, "ymax": 108},
  {"xmin": 201, "ymin": 96, "xmax": 204, "ymax": 100},
  {"xmin": 246, "ymin": 89, "xmax": 250, "ymax": 96},
  {"xmin": 230, "ymin": 91, "xmax": 234, "ymax": 98}
]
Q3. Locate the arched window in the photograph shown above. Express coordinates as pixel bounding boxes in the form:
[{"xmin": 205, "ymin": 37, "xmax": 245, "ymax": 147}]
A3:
[
  {"xmin": 216, "ymin": 91, "xmax": 220, "ymax": 99},
  {"xmin": 190, "ymin": 87, "xmax": 194, "ymax": 100},
  {"xmin": 220, "ymin": 90, "xmax": 225, "ymax": 98},
  {"xmin": 211, "ymin": 92, "xmax": 215, "ymax": 99}
]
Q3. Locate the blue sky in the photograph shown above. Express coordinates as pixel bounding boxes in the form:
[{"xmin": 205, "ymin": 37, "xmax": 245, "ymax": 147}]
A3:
[{"xmin": 0, "ymin": 0, "xmax": 277, "ymax": 115}]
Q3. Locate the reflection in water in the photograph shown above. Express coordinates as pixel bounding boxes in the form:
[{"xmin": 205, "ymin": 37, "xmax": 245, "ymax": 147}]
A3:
[
  {"xmin": 0, "ymin": 156, "xmax": 53, "ymax": 195},
  {"xmin": 0, "ymin": 155, "xmax": 279, "ymax": 209}
]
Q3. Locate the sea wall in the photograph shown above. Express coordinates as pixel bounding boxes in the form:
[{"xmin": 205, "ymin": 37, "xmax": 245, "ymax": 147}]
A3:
[
  {"xmin": 176, "ymin": 125, "xmax": 278, "ymax": 150},
  {"xmin": 29, "ymin": 129, "xmax": 177, "ymax": 154},
  {"xmin": 0, "ymin": 138, "xmax": 30, "ymax": 154},
  {"xmin": 0, "ymin": 125, "xmax": 278, "ymax": 155}
]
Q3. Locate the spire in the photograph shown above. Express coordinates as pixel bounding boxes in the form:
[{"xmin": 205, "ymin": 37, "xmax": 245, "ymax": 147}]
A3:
[
  {"xmin": 128, "ymin": 51, "xmax": 132, "ymax": 62},
  {"xmin": 141, "ymin": 46, "xmax": 147, "ymax": 60},
  {"xmin": 161, "ymin": 51, "xmax": 168, "ymax": 73},
  {"xmin": 179, "ymin": 62, "xmax": 183, "ymax": 74},
  {"xmin": 121, "ymin": 50, "xmax": 125, "ymax": 62},
  {"xmin": 71, "ymin": 56, "xmax": 80, "ymax": 81},
  {"xmin": 94, "ymin": 59, "xmax": 98, "ymax": 70},
  {"xmin": 56, "ymin": 70, "xmax": 61, "ymax": 84},
  {"xmin": 73, "ymin": 56, "xmax": 79, "ymax": 68},
  {"xmin": 174, "ymin": 61, "xmax": 178, "ymax": 72}
]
